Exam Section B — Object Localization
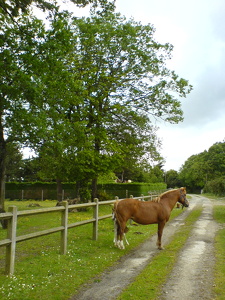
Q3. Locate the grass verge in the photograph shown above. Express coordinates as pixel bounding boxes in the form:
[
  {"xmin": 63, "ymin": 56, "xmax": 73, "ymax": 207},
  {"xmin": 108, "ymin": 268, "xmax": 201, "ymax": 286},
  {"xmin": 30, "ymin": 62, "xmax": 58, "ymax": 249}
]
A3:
[
  {"xmin": 0, "ymin": 200, "xmax": 184, "ymax": 300},
  {"xmin": 117, "ymin": 206, "xmax": 202, "ymax": 300},
  {"xmin": 213, "ymin": 205, "xmax": 225, "ymax": 300}
]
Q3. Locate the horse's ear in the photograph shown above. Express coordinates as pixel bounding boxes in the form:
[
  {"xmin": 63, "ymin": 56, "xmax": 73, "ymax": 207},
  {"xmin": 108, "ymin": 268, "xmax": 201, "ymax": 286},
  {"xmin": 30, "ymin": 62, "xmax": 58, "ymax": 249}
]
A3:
[{"xmin": 180, "ymin": 187, "xmax": 186, "ymax": 192}]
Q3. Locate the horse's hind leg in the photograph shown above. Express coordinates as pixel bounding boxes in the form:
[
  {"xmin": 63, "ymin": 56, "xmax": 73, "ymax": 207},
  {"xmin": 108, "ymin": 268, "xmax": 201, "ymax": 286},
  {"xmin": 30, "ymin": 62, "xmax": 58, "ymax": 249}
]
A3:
[
  {"xmin": 123, "ymin": 226, "xmax": 129, "ymax": 245},
  {"xmin": 116, "ymin": 227, "xmax": 125, "ymax": 249},
  {"xmin": 157, "ymin": 221, "xmax": 166, "ymax": 250},
  {"xmin": 113, "ymin": 219, "xmax": 123, "ymax": 249},
  {"xmin": 116, "ymin": 221, "xmax": 127, "ymax": 249},
  {"xmin": 124, "ymin": 233, "xmax": 129, "ymax": 245},
  {"xmin": 113, "ymin": 219, "xmax": 118, "ymax": 246}
]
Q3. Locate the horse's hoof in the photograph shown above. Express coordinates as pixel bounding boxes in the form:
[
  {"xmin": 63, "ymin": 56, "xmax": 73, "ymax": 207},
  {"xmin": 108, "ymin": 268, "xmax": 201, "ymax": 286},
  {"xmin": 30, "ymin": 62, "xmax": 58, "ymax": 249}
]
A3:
[
  {"xmin": 116, "ymin": 241, "xmax": 125, "ymax": 249},
  {"xmin": 158, "ymin": 246, "xmax": 164, "ymax": 250}
]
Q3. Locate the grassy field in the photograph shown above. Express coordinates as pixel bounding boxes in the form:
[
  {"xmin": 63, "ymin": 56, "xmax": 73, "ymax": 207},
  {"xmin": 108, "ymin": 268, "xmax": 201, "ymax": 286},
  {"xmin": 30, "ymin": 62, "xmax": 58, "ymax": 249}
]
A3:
[
  {"xmin": 213, "ymin": 205, "xmax": 225, "ymax": 300},
  {"xmin": 0, "ymin": 199, "xmax": 184, "ymax": 300}
]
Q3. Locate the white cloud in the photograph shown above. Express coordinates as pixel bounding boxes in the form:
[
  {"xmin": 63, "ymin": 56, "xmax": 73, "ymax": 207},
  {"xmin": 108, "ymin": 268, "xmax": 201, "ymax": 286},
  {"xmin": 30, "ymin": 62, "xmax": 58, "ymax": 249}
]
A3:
[
  {"xmin": 116, "ymin": 0, "xmax": 225, "ymax": 170},
  {"xmin": 158, "ymin": 117, "xmax": 225, "ymax": 170}
]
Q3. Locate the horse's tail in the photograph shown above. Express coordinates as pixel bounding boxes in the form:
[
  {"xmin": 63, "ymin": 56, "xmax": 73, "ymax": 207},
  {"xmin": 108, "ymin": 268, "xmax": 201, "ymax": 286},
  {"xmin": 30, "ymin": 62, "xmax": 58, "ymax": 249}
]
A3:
[
  {"xmin": 112, "ymin": 200, "xmax": 119, "ymax": 222},
  {"xmin": 112, "ymin": 200, "xmax": 129, "ymax": 233}
]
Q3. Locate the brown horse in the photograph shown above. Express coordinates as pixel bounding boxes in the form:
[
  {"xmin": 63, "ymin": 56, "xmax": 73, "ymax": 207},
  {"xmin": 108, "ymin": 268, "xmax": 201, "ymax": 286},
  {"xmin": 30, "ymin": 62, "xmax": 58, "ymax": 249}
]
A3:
[{"xmin": 113, "ymin": 187, "xmax": 189, "ymax": 250}]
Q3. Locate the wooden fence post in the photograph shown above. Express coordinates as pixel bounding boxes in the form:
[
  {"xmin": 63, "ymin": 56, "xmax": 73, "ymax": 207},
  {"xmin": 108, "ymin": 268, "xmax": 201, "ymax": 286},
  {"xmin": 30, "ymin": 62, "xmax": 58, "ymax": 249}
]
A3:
[
  {"xmin": 60, "ymin": 201, "xmax": 68, "ymax": 255},
  {"xmin": 93, "ymin": 198, "xmax": 99, "ymax": 241},
  {"xmin": 5, "ymin": 206, "xmax": 17, "ymax": 276}
]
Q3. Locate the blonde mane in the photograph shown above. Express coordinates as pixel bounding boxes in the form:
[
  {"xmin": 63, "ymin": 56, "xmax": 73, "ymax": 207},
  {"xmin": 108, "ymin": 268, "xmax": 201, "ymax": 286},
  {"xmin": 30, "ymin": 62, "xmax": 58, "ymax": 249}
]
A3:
[
  {"xmin": 152, "ymin": 196, "xmax": 161, "ymax": 203},
  {"xmin": 152, "ymin": 189, "xmax": 178, "ymax": 202}
]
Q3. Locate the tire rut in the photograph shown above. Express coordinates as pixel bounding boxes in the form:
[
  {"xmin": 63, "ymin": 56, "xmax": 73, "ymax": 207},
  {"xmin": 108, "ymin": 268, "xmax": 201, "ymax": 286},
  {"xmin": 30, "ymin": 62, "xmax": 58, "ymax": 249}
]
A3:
[
  {"xmin": 158, "ymin": 195, "xmax": 218, "ymax": 300},
  {"xmin": 71, "ymin": 199, "xmax": 197, "ymax": 300}
]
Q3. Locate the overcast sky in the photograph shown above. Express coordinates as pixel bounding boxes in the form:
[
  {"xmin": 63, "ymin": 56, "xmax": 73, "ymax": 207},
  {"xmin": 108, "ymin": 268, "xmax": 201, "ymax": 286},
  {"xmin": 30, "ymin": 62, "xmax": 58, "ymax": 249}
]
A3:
[{"xmin": 115, "ymin": 0, "xmax": 225, "ymax": 171}]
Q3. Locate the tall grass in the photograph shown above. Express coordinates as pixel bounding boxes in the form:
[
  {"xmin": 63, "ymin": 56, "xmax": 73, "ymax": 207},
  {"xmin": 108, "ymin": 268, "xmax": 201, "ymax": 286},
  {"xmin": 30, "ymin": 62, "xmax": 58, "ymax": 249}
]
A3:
[{"xmin": 213, "ymin": 205, "xmax": 225, "ymax": 300}]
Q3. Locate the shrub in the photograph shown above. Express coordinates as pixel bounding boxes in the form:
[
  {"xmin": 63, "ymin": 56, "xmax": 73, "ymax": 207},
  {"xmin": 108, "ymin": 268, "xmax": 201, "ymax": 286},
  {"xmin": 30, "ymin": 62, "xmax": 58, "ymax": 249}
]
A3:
[{"xmin": 204, "ymin": 177, "xmax": 225, "ymax": 196}]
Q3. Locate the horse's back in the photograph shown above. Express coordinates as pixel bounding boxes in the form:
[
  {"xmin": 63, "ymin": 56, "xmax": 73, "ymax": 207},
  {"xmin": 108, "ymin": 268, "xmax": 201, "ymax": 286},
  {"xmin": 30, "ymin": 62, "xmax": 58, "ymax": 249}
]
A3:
[
  {"xmin": 116, "ymin": 198, "xmax": 164, "ymax": 225},
  {"xmin": 116, "ymin": 198, "xmax": 139, "ymax": 210},
  {"xmin": 116, "ymin": 198, "xmax": 139, "ymax": 217}
]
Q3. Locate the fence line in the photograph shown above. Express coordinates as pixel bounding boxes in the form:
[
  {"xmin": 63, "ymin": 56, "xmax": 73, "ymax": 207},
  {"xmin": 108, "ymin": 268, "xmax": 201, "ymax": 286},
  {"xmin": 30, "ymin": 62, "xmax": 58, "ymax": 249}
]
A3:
[
  {"xmin": 0, "ymin": 193, "xmax": 158, "ymax": 276},
  {"xmin": 5, "ymin": 188, "xmax": 159, "ymax": 201}
]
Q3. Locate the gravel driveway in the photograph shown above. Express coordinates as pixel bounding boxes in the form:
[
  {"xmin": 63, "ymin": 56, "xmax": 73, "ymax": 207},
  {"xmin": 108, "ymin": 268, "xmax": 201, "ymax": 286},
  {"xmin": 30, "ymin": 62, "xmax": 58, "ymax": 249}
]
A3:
[{"xmin": 71, "ymin": 195, "xmax": 219, "ymax": 300}]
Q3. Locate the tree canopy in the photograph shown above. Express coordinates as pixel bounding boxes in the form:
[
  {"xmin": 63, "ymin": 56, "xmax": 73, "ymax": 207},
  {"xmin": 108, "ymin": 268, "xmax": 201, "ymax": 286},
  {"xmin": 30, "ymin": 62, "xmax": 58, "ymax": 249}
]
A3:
[
  {"xmin": 179, "ymin": 141, "xmax": 225, "ymax": 193},
  {"xmin": 34, "ymin": 7, "xmax": 191, "ymax": 198},
  {"xmin": 0, "ymin": 1, "xmax": 192, "ymax": 211},
  {"xmin": 0, "ymin": 0, "xmax": 108, "ymax": 17}
]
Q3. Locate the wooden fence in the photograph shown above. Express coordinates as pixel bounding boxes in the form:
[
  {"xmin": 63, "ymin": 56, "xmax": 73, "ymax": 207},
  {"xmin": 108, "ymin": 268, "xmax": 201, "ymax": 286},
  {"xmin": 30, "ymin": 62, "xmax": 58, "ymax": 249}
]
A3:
[{"xmin": 0, "ymin": 194, "xmax": 158, "ymax": 276}]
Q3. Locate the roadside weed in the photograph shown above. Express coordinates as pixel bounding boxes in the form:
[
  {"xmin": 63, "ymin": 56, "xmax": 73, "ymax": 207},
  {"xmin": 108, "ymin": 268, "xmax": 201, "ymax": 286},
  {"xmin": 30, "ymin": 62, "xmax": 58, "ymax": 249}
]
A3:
[{"xmin": 213, "ymin": 205, "xmax": 225, "ymax": 300}]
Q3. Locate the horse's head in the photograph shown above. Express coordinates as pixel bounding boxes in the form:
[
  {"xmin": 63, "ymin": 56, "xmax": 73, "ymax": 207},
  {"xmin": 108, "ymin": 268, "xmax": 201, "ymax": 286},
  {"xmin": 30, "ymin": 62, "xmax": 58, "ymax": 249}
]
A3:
[{"xmin": 179, "ymin": 187, "xmax": 189, "ymax": 207}]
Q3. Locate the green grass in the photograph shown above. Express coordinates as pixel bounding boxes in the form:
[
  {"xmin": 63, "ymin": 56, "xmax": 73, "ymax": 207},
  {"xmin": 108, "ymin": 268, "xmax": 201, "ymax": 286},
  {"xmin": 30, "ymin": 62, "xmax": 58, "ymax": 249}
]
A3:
[
  {"xmin": 213, "ymin": 205, "xmax": 225, "ymax": 300},
  {"xmin": 117, "ymin": 206, "xmax": 203, "ymax": 300},
  {"xmin": 0, "ymin": 200, "xmax": 184, "ymax": 300}
]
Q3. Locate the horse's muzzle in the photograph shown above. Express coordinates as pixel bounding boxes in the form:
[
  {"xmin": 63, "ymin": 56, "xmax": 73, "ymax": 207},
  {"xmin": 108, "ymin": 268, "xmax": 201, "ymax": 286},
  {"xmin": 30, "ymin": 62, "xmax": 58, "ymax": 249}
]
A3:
[{"xmin": 183, "ymin": 200, "xmax": 189, "ymax": 207}]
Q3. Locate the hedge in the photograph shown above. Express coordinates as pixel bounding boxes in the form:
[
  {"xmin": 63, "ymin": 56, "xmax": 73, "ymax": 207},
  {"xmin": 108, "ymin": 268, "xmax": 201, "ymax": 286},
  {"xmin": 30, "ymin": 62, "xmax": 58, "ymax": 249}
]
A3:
[
  {"xmin": 5, "ymin": 182, "xmax": 167, "ymax": 201},
  {"xmin": 98, "ymin": 182, "xmax": 167, "ymax": 199}
]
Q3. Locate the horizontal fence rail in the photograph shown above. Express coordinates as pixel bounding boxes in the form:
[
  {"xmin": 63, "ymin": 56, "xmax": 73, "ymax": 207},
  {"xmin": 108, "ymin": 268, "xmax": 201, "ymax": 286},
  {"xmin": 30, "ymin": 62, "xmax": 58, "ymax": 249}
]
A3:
[{"xmin": 0, "ymin": 193, "xmax": 159, "ymax": 276}]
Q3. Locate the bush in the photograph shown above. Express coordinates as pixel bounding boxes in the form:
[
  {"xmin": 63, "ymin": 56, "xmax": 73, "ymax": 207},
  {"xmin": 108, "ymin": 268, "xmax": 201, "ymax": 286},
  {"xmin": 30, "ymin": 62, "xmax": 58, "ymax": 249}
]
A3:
[{"xmin": 204, "ymin": 177, "xmax": 225, "ymax": 196}]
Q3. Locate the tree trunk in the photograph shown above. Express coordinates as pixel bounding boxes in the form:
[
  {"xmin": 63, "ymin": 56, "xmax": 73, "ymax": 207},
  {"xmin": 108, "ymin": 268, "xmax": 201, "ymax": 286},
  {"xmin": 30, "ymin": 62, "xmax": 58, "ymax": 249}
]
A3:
[
  {"xmin": 91, "ymin": 132, "xmax": 101, "ymax": 200},
  {"xmin": 75, "ymin": 181, "xmax": 80, "ymax": 198},
  {"xmin": 91, "ymin": 177, "xmax": 98, "ymax": 200},
  {"xmin": 0, "ymin": 117, "xmax": 7, "ymax": 228},
  {"xmin": 56, "ymin": 178, "xmax": 63, "ymax": 202}
]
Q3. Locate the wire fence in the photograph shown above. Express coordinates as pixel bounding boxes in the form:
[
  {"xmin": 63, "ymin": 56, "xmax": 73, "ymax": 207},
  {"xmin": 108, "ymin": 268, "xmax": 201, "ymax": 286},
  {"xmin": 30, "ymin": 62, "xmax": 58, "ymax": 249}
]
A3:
[{"xmin": 5, "ymin": 189, "xmax": 162, "ymax": 201}]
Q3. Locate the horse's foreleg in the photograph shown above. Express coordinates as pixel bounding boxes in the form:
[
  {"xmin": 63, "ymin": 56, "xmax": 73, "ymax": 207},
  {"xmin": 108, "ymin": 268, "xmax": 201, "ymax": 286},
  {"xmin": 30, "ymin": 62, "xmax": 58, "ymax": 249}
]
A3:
[
  {"xmin": 157, "ymin": 221, "xmax": 166, "ymax": 250},
  {"xmin": 124, "ymin": 233, "xmax": 129, "ymax": 245}
]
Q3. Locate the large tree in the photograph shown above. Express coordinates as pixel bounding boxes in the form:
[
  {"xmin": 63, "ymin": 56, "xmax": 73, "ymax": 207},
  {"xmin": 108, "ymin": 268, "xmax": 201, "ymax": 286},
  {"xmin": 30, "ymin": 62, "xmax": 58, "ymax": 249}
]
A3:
[
  {"xmin": 165, "ymin": 169, "xmax": 181, "ymax": 188},
  {"xmin": 0, "ymin": 0, "xmax": 112, "ymax": 215},
  {"xmin": 179, "ymin": 141, "xmax": 225, "ymax": 192},
  {"xmin": 179, "ymin": 151, "xmax": 211, "ymax": 192},
  {"xmin": 0, "ymin": 2, "xmax": 192, "ymax": 213},
  {"xmin": 19, "ymin": 5, "xmax": 192, "ymax": 201},
  {"xmin": 68, "ymin": 6, "xmax": 192, "ymax": 197},
  {"xmin": 206, "ymin": 142, "xmax": 225, "ymax": 177},
  {"xmin": 36, "ymin": 5, "xmax": 191, "ymax": 199},
  {"xmin": 0, "ymin": 13, "xmax": 48, "ymax": 216}
]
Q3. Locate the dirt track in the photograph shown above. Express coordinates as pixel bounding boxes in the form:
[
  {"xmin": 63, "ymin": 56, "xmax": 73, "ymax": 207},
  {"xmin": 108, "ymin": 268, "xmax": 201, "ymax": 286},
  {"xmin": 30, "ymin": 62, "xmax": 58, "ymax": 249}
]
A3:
[{"xmin": 71, "ymin": 195, "xmax": 220, "ymax": 300}]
